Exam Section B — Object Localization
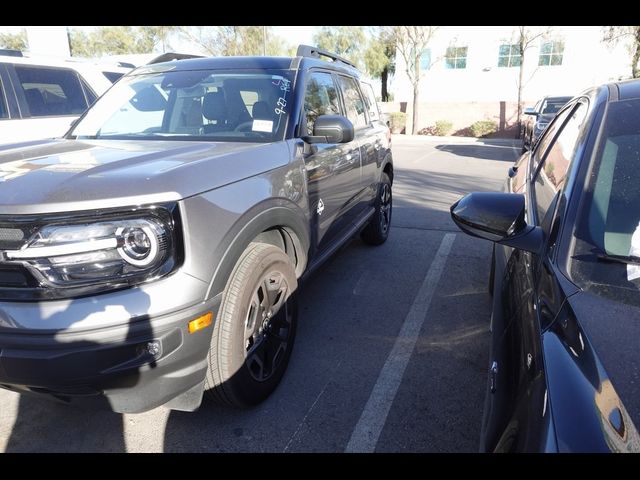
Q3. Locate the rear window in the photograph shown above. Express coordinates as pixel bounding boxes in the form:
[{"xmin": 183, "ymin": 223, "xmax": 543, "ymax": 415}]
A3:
[{"xmin": 15, "ymin": 65, "xmax": 88, "ymax": 117}]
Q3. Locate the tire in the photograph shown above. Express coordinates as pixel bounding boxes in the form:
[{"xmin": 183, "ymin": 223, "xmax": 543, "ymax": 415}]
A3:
[
  {"xmin": 361, "ymin": 172, "xmax": 392, "ymax": 245},
  {"xmin": 205, "ymin": 242, "xmax": 298, "ymax": 408}
]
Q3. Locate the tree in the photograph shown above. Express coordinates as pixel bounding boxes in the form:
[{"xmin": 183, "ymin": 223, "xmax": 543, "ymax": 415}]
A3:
[
  {"xmin": 69, "ymin": 26, "xmax": 176, "ymax": 57},
  {"xmin": 603, "ymin": 26, "xmax": 640, "ymax": 78},
  {"xmin": 364, "ymin": 27, "xmax": 395, "ymax": 101},
  {"xmin": 513, "ymin": 26, "xmax": 552, "ymax": 138},
  {"xmin": 177, "ymin": 26, "xmax": 291, "ymax": 57},
  {"xmin": 0, "ymin": 29, "xmax": 27, "ymax": 51},
  {"xmin": 312, "ymin": 26, "xmax": 366, "ymax": 69},
  {"xmin": 393, "ymin": 26, "xmax": 438, "ymax": 135}
]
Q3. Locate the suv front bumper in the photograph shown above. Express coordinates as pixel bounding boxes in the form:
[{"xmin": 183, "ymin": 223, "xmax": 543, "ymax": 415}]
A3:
[{"xmin": 0, "ymin": 272, "xmax": 220, "ymax": 413}]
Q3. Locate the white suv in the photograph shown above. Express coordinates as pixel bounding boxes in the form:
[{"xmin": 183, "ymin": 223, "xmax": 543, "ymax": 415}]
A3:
[{"xmin": 0, "ymin": 51, "xmax": 130, "ymax": 145}]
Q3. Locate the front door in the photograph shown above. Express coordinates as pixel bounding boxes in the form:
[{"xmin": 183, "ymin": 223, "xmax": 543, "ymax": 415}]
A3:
[{"xmin": 301, "ymin": 70, "xmax": 362, "ymax": 253}]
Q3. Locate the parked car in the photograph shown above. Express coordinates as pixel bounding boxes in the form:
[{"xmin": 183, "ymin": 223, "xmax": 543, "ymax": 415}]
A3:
[
  {"xmin": 451, "ymin": 79, "xmax": 640, "ymax": 452},
  {"xmin": 0, "ymin": 45, "xmax": 392, "ymax": 413},
  {"xmin": 0, "ymin": 50, "xmax": 131, "ymax": 145},
  {"xmin": 521, "ymin": 95, "xmax": 572, "ymax": 153}
]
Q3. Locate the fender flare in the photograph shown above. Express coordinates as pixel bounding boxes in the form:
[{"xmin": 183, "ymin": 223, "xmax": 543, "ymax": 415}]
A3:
[{"xmin": 205, "ymin": 200, "xmax": 310, "ymax": 299}]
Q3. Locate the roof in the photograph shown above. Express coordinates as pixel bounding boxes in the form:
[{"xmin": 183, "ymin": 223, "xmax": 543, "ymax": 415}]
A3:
[
  {"xmin": 134, "ymin": 54, "xmax": 360, "ymax": 77},
  {"xmin": 614, "ymin": 78, "xmax": 640, "ymax": 100},
  {"xmin": 0, "ymin": 52, "xmax": 131, "ymax": 73}
]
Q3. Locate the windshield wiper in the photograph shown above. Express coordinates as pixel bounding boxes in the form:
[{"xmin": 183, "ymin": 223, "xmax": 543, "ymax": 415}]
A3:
[{"xmin": 596, "ymin": 251, "xmax": 640, "ymax": 266}]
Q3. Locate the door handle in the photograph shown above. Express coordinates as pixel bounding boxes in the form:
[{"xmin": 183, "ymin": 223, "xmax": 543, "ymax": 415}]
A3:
[{"xmin": 489, "ymin": 361, "xmax": 498, "ymax": 393}]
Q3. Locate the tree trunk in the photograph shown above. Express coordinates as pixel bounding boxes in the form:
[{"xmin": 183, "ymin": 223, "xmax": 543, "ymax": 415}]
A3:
[
  {"xmin": 381, "ymin": 67, "xmax": 389, "ymax": 102},
  {"xmin": 412, "ymin": 83, "xmax": 419, "ymax": 135},
  {"xmin": 411, "ymin": 52, "xmax": 421, "ymax": 135},
  {"xmin": 633, "ymin": 26, "xmax": 640, "ymax": 78}
]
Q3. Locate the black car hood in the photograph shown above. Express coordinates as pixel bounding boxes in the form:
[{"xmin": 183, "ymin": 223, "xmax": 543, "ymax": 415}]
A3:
[{"xmin": 545, "ymin": 290, "xmax": 640, "ymax": 451}]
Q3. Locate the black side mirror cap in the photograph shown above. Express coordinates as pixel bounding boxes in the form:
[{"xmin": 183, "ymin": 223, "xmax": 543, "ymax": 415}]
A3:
[
  {"xmin": 303, "ymin": 115, "xmax": 354, "ymax": 144},
  {"xmin": 450, "ymin": 192, "xmax": 543, "ymax": 254}
]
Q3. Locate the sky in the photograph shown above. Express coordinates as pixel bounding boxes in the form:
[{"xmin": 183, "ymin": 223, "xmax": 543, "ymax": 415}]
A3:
[{"xmin": 0, "ymin": 26, "xmax": 319, "ymax": 57}]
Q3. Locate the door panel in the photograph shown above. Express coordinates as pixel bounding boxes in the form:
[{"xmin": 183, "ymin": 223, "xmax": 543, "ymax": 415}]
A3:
[{"xmin": 301, "ymin": 71, "xmax": 362, "ymax": 252}]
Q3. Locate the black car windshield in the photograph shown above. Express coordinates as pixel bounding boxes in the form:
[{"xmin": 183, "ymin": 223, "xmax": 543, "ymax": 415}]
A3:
[
  {"xmin": 541, "ymin": 97, "xmax": 571, "ymax": 115},
  {"xmin": 571, "ymin": 98, "xmax": 640, "ymax": 306},
  {"xmin": 70, "ymin": 67, "xmax": 294, "ymax": 143}
]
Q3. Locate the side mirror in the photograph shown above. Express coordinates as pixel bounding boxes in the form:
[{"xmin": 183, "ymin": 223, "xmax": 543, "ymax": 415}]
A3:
[
  {"xmin": 450, "ymin": 192, "xmax": 543, "ymax": 253},
  {"xmin": 304, "ymin": 115, "xmax": 354, "ymax": 144},
  {"xmin": 524, "ymin": 107, "xmax": 538, "ymax": 117}
]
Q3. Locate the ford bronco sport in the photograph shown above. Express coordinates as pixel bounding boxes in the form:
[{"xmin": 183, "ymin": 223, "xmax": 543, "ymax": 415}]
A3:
[{"xmin": 0, "ymin": 45, "xmax": 393, "ymax": 412}]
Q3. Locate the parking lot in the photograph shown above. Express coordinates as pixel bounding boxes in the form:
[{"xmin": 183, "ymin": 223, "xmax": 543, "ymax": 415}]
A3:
[{"xmin": 0, "ymin": 135, "xmax": 520, "ymax": 453}]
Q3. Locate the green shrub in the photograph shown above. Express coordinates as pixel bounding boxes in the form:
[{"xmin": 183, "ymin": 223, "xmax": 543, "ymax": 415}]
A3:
[
  {"xmin": 434, "ymin": 120, "xmax": 453, "ymax": 136},
  {"xmin": 389, "ymin": 112, "xmax": 407, "ymax": 133},
  {"xmin": 470, "ymin": 120, "xmax": 498, "ymax": 138}
]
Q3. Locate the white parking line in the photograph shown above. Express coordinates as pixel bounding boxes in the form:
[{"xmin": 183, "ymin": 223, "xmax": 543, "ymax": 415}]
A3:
[{"xmin": 345, "ymin": 233, "xmax": 456, "ymax": 452}]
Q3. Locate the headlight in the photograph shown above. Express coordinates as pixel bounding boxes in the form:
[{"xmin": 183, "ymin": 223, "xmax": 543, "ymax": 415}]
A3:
[{"xmin": 0, "ymin": 204, "xmax": 181, "ymax": 299}]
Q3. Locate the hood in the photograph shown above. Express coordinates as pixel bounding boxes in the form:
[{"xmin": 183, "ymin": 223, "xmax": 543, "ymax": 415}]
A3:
[
  {"xmin": 0, "ymin": 139, "xmax": 291, "ymax": 214},
  {"xmin": 544, "ymin": 291, "xmax": 640, "ymax": 452}
]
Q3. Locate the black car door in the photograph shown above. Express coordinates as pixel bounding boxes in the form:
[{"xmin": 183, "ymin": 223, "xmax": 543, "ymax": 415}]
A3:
[{"xmin": 486, "ymin": 100, "xmax": 590, "ymax": 451}]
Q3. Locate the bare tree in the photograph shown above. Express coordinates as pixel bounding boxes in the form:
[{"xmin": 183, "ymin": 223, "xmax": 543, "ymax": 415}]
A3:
[
  {"xmin": 603, "ymin": 26, "xmax": 640, "ymax": 78},
  {"xmin": 514, "ymin": 26, "xmax": 552, "ymax": 137},
  {"xmin": 393, "ymin": 26, "xmax": 438, "ymax": 134},
  {"xmin": 177, "ymin": 26, "xmax": 290, "ymax": 57}
]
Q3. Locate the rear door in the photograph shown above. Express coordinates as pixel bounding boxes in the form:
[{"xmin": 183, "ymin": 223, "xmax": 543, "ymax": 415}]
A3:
[{"xmin": 359, "ymin": 80, "xmax": 389, "ymax": 201}]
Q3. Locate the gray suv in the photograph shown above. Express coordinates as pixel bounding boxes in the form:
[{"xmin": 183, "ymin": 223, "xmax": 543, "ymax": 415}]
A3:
[{"xmin": 0, "ymin": 45, "xmax": 393, "ymax": 412}]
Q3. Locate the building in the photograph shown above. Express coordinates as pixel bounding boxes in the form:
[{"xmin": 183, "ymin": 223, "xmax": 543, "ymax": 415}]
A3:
[{"xmin": 391, "ymin": 26, "xmax": 631, "ymax": 135}]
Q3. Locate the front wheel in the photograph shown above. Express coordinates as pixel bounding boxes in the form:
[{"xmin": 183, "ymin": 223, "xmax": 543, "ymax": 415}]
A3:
[
  {"xmin": 361, "ymin": 172, "xmax": 392, "ymax": 245},
  {"xmin": 205, "ymin": 243, "xmax": 298, "ymax": 407}
]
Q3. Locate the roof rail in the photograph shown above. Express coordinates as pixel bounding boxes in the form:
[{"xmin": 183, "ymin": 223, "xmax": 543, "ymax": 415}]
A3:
[
  {"xmin": 0, "ymin": 49, "xmax": 23, "ymax": 57},
  {"xmin": 147, "ymin": 52, "xmax": 205, "ymax": 65},
  {"xmin": 296, "ymin": 44, "xmax": 356, "ymax": 69}
]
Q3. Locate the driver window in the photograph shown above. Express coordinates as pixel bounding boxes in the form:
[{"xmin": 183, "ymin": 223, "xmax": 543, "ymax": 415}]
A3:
[{"xmin": 303, "ymin": 72, "xmax": 340, "ymax": 135}]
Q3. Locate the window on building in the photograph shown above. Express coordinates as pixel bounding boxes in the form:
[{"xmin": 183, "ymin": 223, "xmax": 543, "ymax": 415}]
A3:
[
  {"xmin": 420, "ymin": 49, "xmax": 431, "ymax": 70},
  {"xmin": 445, "ymin": 47, "xmax": 467, "ymax": 69},
  {"xmin": 498, "ymin": 44, "xmax": 521, "ymax": 67},
  {"xmin": 539, "ymin": 40, "xmax": 564, "ymax": 66}
]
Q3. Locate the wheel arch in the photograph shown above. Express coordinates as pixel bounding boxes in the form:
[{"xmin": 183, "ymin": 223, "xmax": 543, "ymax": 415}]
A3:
[{"xmin": 205, "ymin": 202, "xmax": 310, "ymax": 299}]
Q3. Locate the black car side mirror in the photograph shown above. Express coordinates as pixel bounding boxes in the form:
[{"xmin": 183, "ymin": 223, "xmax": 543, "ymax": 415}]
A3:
[
  {"xmin": 304, "ymin": 115, "xmax": 354, "ymax": 144},
  {"xmin": 450, "ymin": 192, "xmax": 543, "ymax": 253}
]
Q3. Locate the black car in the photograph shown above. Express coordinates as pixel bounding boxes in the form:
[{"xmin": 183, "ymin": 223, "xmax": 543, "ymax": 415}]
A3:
[
  {"xmin": 451, "ymin": 79, "xmax": 640, "ymax": 452},
  {"xmin": 521, "ymin": 95, "xmax": 572, "ymax": 153}
]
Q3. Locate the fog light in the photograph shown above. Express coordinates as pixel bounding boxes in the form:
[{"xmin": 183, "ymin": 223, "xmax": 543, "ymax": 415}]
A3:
[
  {"xmin": 146, "ymin": 340, "xmax": 161, "ymax": 357},
  {"xmin": 188, "ymin": 312, "xmax": 213, "ymax": 334}
]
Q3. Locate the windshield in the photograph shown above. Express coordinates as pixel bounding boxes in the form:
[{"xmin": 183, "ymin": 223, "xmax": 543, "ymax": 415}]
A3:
[
  {"xmin": 541, "ymin": 97, "xmax": 571, "ymax": 115},
  {"xmin": 570, "ymin": 98, "xmax": 640, "ymax": 306},
  {"xmin": 70, "ymin": 67, "xmax": 294, "ymax": 143}
]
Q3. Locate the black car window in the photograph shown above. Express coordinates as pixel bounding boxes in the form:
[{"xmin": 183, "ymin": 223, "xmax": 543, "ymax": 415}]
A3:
[
  {"xmin": 103, "ymin": 71, "xmax": 124, "ymax": 83},
  {"xmin": 571, "ymin": 98, "xmax": 640, "ymax": 306},
  {"xmin": 533, "ymin": 101, "xmax": 588, "ymax": 225},
  {"xmin": 336, "ymin": 75, "xmax": 367, "ymax": 129},
  {"xmin": 15, "ymin": 65, "xmax": 88, "ymax": 117},
  {"xmin": 0, "ymin": 77, "xmax": 7, "ymax": 119},
  {"xmin": 531, "ymin": 105, "xmax": 573, "ymax": 174},
  {"xmin": 303, "ymin": 72, "xmax": 340, "ymax": 136}
]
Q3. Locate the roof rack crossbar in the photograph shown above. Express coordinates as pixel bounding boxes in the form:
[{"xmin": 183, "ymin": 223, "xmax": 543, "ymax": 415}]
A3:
[{"xmin": 296, "ymin": 44, "xmax": 356, "ymax": 69}]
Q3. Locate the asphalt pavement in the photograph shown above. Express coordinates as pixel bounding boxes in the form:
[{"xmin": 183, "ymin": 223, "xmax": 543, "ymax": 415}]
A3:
[{"xmin": 0, "ymin": 135, "xmax": 520, "ymax": 452}]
